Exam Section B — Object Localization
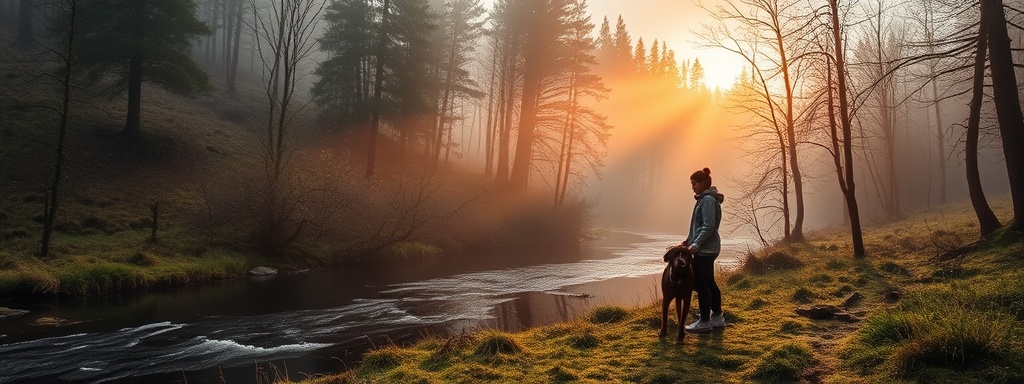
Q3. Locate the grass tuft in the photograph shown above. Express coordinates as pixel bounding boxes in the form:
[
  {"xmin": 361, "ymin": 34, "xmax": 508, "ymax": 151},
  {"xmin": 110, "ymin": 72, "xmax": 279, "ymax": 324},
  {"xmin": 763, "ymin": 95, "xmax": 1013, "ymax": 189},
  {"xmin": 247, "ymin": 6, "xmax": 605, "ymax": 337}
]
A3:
[
  {"xmin": 589, "ymin": 305, "xmax": 629, "ymax": 324},
  {"xmin": 791, "ymin": 286, "xmax": 816, "ymax": 304},
  {"xmin": 749, "ymin": 343, "xmax": 815, "ymax": 381},
  {"xmin": 474, "ymin": 331, "xmax": 523, "ymax": 357},
  {"xmin": 567, "ymin": 330, "xmax": 601, "ymax": 349},
  {"xmin": 361, "ymin": 346, "xmax": 403, "ymax": 372},
  {"xmin": 546, "ymin": 365, "xmax": 578, "ymax": 382},
  {"xmin": 742, "ymin": 250, "xmax": 804, "ymax": 274}
]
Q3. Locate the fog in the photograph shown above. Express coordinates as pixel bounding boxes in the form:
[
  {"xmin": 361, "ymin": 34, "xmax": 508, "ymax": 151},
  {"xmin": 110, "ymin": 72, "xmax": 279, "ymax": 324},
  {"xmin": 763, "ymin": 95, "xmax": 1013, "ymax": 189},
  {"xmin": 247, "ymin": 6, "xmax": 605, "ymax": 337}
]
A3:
[{"xmin": 2, "ymin": 0, "xmax": 1020, "ymax": 253}]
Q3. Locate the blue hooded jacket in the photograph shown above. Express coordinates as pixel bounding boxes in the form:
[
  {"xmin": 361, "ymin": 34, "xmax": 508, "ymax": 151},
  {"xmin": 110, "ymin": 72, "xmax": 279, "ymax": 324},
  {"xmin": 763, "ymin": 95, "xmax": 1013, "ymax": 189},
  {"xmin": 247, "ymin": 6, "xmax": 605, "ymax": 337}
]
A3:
[{"xmin": 686, "ymin": 186, "xmax": 724, "ymax": 257}]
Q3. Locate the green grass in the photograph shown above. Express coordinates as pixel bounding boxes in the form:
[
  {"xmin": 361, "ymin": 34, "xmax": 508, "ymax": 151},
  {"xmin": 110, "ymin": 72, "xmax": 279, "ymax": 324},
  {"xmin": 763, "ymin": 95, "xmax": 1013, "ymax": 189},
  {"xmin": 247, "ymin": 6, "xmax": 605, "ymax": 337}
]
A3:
[{"xmin": 296, "ymin": 198, "xmax": 1024, "ymax": 384}]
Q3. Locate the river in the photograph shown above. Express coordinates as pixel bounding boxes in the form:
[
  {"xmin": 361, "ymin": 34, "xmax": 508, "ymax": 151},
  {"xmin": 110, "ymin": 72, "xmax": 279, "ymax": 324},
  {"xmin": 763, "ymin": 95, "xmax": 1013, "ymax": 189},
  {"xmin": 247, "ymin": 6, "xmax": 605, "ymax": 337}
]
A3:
[{"xmin": 0, "ymin": 231, "xmax": 749, "ymax": 383}]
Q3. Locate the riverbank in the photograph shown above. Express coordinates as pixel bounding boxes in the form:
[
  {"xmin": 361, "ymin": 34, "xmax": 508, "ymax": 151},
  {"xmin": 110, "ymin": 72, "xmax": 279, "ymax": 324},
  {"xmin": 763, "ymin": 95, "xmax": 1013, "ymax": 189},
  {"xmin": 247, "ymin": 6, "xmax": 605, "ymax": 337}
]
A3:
[{"xmin": 298, "ymin": 199, "xmax": 1024, "ymax": 383}]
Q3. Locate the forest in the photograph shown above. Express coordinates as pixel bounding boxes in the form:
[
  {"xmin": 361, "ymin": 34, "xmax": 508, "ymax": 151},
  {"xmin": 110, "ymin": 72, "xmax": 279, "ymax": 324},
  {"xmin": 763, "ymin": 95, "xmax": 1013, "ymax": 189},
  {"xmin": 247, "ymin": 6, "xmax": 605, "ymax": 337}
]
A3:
[{"xmin": 1, "ymin": 0, "xmax": 1023, "ymax": 382}]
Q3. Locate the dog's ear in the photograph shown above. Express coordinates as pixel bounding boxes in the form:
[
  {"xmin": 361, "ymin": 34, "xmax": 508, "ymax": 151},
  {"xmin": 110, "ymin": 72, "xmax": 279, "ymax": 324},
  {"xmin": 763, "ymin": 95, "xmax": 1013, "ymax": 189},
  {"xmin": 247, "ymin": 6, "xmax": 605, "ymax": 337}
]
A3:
[{"xmin": 662, "ymin": 248, "xmax": 674, "ymax": 262}]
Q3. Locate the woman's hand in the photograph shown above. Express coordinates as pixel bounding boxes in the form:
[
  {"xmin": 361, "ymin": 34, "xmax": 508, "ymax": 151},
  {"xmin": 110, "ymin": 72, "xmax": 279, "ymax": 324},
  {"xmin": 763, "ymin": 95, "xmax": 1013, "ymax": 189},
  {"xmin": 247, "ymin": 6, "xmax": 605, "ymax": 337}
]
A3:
[{"xmin": 687, "ymin": 245, "xmax": 698, "ymax": 254}]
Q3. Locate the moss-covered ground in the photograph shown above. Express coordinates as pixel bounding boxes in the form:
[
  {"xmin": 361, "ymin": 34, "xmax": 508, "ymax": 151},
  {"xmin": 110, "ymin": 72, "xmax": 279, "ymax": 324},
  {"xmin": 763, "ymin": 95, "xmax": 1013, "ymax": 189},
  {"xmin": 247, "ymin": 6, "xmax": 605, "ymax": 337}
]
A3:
[{"xmin": 293, "ymin": 199, "xmax": 1024, "ymax": 384}]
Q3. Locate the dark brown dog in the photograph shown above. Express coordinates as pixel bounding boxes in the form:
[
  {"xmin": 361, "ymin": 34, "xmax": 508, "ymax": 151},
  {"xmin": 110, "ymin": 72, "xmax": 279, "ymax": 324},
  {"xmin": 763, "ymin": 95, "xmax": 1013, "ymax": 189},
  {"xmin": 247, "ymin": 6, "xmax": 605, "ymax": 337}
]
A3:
[{"xmin": 659, "ymin": 245, "xmax": 694, "ymax": 343}]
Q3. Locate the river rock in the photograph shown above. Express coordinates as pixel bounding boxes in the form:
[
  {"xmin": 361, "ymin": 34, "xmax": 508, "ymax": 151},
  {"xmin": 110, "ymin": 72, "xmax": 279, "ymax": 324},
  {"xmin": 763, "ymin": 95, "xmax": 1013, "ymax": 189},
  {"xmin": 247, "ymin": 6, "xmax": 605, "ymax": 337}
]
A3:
[
  {"xmin": 249, "ymin": 266, "xmax": 278, "ymax": 276},
  {"xmin": 30, "ymin": 316, "xmax": 81, "ymax": 327},
  {"xmin": 795, "ymin": 304, "xmax": 861, "ymax": 322},
  {"xmin": 0, "ymin": 307, "xmax": 30, "ymax": 319}
]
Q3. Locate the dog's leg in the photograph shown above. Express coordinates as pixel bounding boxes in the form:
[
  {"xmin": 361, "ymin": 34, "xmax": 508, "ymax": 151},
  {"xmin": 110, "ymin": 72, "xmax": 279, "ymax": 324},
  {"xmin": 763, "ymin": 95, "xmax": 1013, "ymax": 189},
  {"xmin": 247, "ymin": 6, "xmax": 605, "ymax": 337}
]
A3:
[
  {"xmin": 679, "ymin": 296, "xmax": 691, "ymax": 343},
  {"xmin": 663, "ymin": 296, "xmax": 671, "ymax": 337},
  {"xmin": 675, "ymin": 296, "xmax": 684, "ymax": 343}
]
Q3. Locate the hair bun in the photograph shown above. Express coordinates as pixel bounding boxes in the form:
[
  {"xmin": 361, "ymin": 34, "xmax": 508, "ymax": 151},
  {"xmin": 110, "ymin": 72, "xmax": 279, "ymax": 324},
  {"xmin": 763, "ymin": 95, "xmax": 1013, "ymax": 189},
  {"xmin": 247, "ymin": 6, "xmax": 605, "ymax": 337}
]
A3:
[{"xmin": 703, "ymin": 167, "xmax": 711, "ymax": 175}]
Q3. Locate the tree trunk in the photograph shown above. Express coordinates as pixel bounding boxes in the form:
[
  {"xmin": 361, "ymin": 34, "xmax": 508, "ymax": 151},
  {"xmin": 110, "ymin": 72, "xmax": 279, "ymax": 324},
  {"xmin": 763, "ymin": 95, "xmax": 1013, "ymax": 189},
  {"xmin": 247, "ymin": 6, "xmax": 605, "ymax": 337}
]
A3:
[
  {"xmin": 122, "ymin": 0, "xmax": 145, "ymax": 138},
  {"xmin": 966, "ymin": 0, "xmax": 1002, "ymax": 237},
  {"xmin": 554, "ymin": 77, "xmax": 576, "ymax": 206},
  {"xmin": 986, "ymin": 0, "xmax": 1024, "ymax": 232},
  {"xmin": 365, "ymin": 0, "xmax": 390, "ymax": 179},
  {"xmin": 509, "ymin": 3, "xmax": 544, "ymax": 191},
  {"xmin": 830, "ymin": 0, "xmax": 865, "ymax": 258},
  {"xmin": 495, "ymin": 48, "xmax": 516, "ymax": 186},
  {"xmin": 226, "ymin": 0, "xmax": 243, "ymax": 92},
  {"xmin": 485, "ymin": 50, "xmax": 497, "ymax": 176},
  {"xmin": 773, "ymin": 14, "xmax": 804, "ymax": 242},
  {"xmin": 932, "ymin": 79, "xmax": 945, "ymax": 205},
  {"xmin": 41, "ymin": 0, "xmax": 78, "ymax": 258},
  {"xmin": 434, "ymin": 26, "xmax": 459, "ymax": 167},
  {"xmin": 16, "ymin": 0, "xmax": 33, "ymax": 49}
]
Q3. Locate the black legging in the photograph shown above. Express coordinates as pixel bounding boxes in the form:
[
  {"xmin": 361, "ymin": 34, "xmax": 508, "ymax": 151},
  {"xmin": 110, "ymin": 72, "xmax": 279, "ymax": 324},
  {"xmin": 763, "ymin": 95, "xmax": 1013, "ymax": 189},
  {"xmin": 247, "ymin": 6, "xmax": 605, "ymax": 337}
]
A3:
[{"xmin": 693, "ymin": 255, "xmax": 722, "ymax": 320}]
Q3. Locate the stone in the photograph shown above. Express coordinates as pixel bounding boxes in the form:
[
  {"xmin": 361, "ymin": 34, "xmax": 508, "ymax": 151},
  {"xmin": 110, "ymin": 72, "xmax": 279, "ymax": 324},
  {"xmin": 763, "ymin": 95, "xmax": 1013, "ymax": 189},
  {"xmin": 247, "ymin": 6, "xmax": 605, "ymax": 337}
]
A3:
[
  {"xmin": 884, "ymin": 290, "xmax": 901, "ymax": 303},
  {"xmin": 795, "ymin": 304, "xmax": 861, "ymax": 322},
  {"xmin": 30, "ymin": 316, "xmax": 81, "ymax": 327},
  {"xmin": 795, "ymin": 305, "xmax": 844, "ymax": 320},
  {"xmin": 840, "ymin": 292, "xmax": 864, "ymax": 308},
  {"xmin": 249, "ymin": 266, "xmax": 278, "ymax": 276},
  {"xmin": 0, "ymin": 307, "xmax": 29, "ymax": 319}
]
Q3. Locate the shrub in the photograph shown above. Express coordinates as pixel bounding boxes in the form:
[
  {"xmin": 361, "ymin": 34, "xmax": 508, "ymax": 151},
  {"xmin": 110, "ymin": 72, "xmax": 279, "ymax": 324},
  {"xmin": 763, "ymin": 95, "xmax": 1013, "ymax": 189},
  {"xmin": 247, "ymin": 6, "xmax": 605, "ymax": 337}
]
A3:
[{"xmin": 589, "ymin": 305, "xmax": 629, "ymax": 324}]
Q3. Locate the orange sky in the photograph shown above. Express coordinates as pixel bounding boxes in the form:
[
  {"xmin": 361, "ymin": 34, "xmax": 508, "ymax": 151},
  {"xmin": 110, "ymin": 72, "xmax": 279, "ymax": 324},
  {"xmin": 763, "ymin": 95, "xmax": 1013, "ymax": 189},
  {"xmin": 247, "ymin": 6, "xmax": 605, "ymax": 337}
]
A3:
[
  {"xmin": 584, "ymin": 0, "xmax": 742, "ymax": 90},
  {"xmin": 481, "ymin": 0, "xmax": 743, "ymax": 90}
]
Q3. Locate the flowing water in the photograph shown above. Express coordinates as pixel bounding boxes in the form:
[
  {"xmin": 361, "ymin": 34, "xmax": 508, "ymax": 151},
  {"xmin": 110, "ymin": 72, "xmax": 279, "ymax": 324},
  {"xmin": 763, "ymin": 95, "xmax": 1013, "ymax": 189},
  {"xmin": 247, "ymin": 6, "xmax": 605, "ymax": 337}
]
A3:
[{"xmin": 0, "ymin": 231, "xmax": 749, "ymax": 383}]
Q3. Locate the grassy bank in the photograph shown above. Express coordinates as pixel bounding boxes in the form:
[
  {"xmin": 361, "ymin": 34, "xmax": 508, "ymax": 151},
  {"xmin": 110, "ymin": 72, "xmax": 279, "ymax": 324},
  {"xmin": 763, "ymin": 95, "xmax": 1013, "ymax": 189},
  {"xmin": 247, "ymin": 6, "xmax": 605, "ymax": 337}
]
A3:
[{"xmin": 296, "ymin": 200, "xmax": 1024, "ymax": 383}]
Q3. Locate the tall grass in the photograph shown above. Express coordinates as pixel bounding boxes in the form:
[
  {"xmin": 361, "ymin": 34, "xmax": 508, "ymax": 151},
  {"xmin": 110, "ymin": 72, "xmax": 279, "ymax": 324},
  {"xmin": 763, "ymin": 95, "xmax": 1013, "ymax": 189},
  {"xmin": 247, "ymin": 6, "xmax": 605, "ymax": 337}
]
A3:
[{"xmin": 846, "ymin": 280, "xmax": 1024, "ymax": 381}]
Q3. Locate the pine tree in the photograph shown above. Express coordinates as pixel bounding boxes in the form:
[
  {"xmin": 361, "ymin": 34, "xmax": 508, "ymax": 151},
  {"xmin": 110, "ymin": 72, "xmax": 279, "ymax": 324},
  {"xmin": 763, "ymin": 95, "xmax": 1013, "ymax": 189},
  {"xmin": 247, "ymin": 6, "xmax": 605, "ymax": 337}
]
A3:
[
  {"xmin": 633, "ymin": 37, "xmax": 646, "ymax": 75},
  {"xmin": 649, "ymin": 39, "xmax": 660, "ymax": 77},
  {"xmin": 612, "ymin": 15, "xmax": 631, "ymax": 74},
  {"xmin": 690, "ymin": 58, "xmax": 705, "ymax": 92},
  {"xmin": 598, "ymin": 16, "xmax": 613, "ymax": 51},
  {"xmin": 313, "ymin": 0, "xmax": 376, "ymax": 127},
  {"xmin": 75, "ymin": 0, "xmax": 212, "ymax": 137}
]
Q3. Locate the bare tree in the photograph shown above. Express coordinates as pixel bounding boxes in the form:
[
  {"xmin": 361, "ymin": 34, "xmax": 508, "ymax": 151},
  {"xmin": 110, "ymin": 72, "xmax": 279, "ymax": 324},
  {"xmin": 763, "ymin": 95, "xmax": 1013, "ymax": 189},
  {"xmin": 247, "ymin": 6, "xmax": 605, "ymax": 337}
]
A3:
[
  {"xmin": 39, "ymin": 0, "xmax": 79, "ymax": 258},
  {"xmin": 700, "ymin": 0, "xmax": 817, "ymax": 243},
  {"xmin": 827, "ymin": 0, "xmax": 866, "ymax": 258},
  {"xmin": 249, "ymin": 0, "xmax": 324, "ymax": 253}
]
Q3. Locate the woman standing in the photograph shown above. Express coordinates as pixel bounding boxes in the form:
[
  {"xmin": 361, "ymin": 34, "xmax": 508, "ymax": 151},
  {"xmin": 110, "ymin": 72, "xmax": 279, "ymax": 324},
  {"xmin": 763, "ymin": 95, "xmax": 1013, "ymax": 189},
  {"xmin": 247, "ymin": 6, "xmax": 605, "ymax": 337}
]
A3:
[{"xmin": 682, "ymin": 167, "xmax": 725, "ymax": 333}]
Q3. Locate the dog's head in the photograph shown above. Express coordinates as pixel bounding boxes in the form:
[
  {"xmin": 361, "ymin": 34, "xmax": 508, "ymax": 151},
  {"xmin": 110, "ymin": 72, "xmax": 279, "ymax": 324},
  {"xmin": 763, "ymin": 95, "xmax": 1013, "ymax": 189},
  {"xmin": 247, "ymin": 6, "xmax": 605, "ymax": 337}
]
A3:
[{"xmin": 662, "ymin": 245, "xmax": 693, "ymax": 269}]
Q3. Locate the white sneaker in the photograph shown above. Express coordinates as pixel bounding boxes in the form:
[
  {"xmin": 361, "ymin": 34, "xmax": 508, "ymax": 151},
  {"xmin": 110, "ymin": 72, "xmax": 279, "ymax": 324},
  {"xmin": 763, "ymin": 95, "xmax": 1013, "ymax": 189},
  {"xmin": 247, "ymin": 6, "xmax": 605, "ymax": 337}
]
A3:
[
  {"xmin": 685, "ymin": 319, "xmax": 712, "ymax": 333},
  {"xmin": 710, "ymin": 311, "xmax": 726, "ymax": 328}
]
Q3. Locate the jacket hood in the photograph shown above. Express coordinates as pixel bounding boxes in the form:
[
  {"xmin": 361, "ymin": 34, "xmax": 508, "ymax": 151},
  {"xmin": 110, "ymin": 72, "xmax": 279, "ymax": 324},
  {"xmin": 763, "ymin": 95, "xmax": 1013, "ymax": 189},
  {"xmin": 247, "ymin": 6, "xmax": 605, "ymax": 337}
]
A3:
[{"xmin": 695, "ymin": 186, "xmax": 725, "ymax": 203}]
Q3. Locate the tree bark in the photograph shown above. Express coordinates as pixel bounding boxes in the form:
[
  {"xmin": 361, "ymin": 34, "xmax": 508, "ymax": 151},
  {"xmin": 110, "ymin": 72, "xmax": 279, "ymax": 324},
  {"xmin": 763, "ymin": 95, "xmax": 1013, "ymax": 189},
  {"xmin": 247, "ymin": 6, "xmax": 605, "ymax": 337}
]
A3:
[
  {"xmin": 966, "ymin": 0, "xmax": 1002, "ymax": 236},
  {"xmin": 986, "ymin": 0, "xmax": 1024, "ymax": 232}
]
